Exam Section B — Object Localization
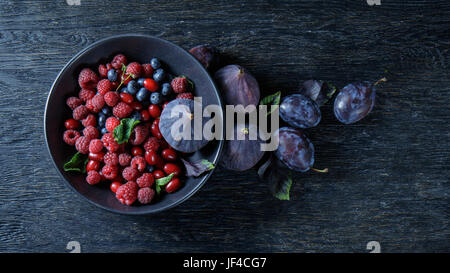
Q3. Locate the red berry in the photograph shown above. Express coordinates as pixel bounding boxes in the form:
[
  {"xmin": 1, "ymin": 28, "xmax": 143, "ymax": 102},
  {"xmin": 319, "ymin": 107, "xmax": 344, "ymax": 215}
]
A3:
[
  {"xmin": 75, "ymin": 136, "xmax": 90, "ymax": 154},
  {"xmin": 165, "ymin": 178, "xmax": 181, "ymax": 193},
  {"xmin": 122, "ymin": 73, "xmax": 132, "ymax": 85},
  {"xmin": 104, "ymin": 152, "xmax": 119, "ymax": 166},
  {"xmin": 113, "ymin": 102, "xmax": 133, "ymax": 118},
  {"xmin": 97, "ymin": 79, "xmax": 112, "ymax": 95},
  {"xmin": 110, "ymin": 181, "xmax": 122, "ymax": 193},
  {"xmin": 78, "ymin": 68, "xmax": 99, "ymax": 90},
  {"xmin": 86, "ymin": 171, "xmax": 102, "ymax": 185},
  {"xmin": 111, "ymin": 54, "xmax": 127, "ymax": 69},
  {"xmin": 153, "ymin": 170, "xmax": 165, "ymax": 179},
  {"xmin": 82, "ymin": 114, "xmax": 97, "ymax": 127},
  {"xmin": 148, "ymin": 104, "xmax": 161, "ymax": 118},
  {"xmin": 129, "ymin": 125, "xmax": 149, "ymax": 146},
  {"xmin": 162, "ymin": 101, "xmax": 169, "ymax": 110},
  {"xmin": 86, "ymin": 94, "xmax": 105, "ymax": 113},
  {"xmin": 72, "ymin": 105, "xmax": 89, "ymax": 120},
  {"xmin": 151, "ymin": 119, "xmax": 162, "ymax": 139},
  {"xmin": 131, "ymin": 101, "xmax": 143, "ymax": 111},
  {"xmin": 101, "ymin": 133, "xmax": 120, "ymax": 152},
  {"xmin": 105, "ymin": 116, "xmax": 120, "ymax": 132},
  {"xmin": 120, "ymin": 92, "xmax": 134, "ymax": 104},
  {"xmin": 137, "ymin": 187, "xmax": 155, "ymax": 204},
  {"xmin": 176, "ymin": 92, "xmax": 194, "ymax": 100},
  {"xmin": 122, "ymin": 166, "xmax": 139, "ymax": 181},
  {"xmin": 131, "ymin": 156, "xmax": 146, "ymax": 172},
  {"xmin": 63, "ymin": 130, "xmax": 80, "ymax": 146},
  {"xmin": 64, "ymin": 118, "xmax": 80, "ymax": 130},
  {"xmin": 171, "ymin": 77, "xmax": 188, "ymax": 93},
  {"xmin": 98, "ymin": 64, "xmax": 108, "ymax": 78},
  {"xmin": 143, "ymin": 78, "xmax": 159, "ymax": 92},
  {"xmin": 144, "ymin": 150, "xmax": 161, "ymax": 166},
  {"xmin": 101, "ymin": 164, "xmax": 119, "ymax": 180},
  {"xmin": 136, "ymin": 173, "xmax": 154, "ymax": 188},
  {"xmin": 78, "ymin": 88, "xmax": 95, "ymax": 102},
  {"xmin": 83, "ymin": 126, "xmax": 99, "ymax": 139},
  {"xmin": 126, "ymin": 62, "xmax": 142, "ymax": 78},
  {"xmin": 66, "ymin": 97, "xmax": 82, "ymax": 110},
  {"xmin": 104, "ymin": 91, "xmax": 120, "ymax": 107},
  {"xmin": 86, "ymin": 160, "xmax": 101, "ymax": 172},
  {"xmin": 161, "ymin": 148, "xmax": 177, "ymax": 161},
  {"xmin": 163, "ymin": 163, "xmax": 182, "ymax": 177},
  {"xmin": 141, "ymin": 64, "xmax": 154, "ymax": 78},
  {"xmin": 89, "ymin": 152, "xmax": 105, "ymax": 162},
  {"xmin": 143, "ymin": 136, "xmax": 160, "ymax": 152},
  {"xmin": 88, "ymin": 139, "xmax": 103, "ymax": 153},
  {"xmin": 140, "ymin": 110, "xmax": 150, "ymax": 122},
  {"xmin": 118, "ymin": 153, "xmax": 132, "ymax": 167},
  {"xmin": 131, "ymin": 146, "xmax": 144, "ymax": 157},
  {"xmin": 116, "ymin": 181, "xmax": 138, "ymax": 206}
]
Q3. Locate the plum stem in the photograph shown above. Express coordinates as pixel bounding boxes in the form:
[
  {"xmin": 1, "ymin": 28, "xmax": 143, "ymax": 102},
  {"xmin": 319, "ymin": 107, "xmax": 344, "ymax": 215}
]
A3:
[
  {"xmin": 310, "ymin": 167, "xmax": 329, "ymax": 173},
  {"xmin": 374, "ymin": 77, "xmax": 387, "ymax": 86}
]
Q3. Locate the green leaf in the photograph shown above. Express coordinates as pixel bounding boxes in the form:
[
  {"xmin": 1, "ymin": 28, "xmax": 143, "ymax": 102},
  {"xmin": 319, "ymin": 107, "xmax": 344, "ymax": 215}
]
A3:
[
  {"xmin": 260, "ymin": 91, "xmax": 281, "ymax": 115},
  {"xmin": 181, "ymin": 159, "xmax": 215, "ymax": 177},
  {"xmin": 258, "ymin": 156, "xmax": 293, "ymax": 201},
  {"xmin": 121, "ymin": 63, "xmax": 127, "ymax": 73},
  {"xmin": 201, "ymin": 159, "xmax": 215, "ymax": 170},
  {"xmin": 272, "ymin": 172, "xmax": 292, "ymax": 200},
  {"xmin": 63, "ymin": 152, "xmax": 89, "ymax": 173},
  {"xmin": 113, "ymin": 118, "xmax": 140, "ymax": 144},
  {"xmin": 155, "ymin": 173, "xmax": 175, "ymax": 195}
]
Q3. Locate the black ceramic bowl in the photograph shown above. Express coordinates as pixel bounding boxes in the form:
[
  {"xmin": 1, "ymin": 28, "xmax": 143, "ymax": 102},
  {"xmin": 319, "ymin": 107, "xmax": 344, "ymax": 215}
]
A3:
[{"xmin": 45, "ymin": 34, "xmax": 223, "ymax": 215}]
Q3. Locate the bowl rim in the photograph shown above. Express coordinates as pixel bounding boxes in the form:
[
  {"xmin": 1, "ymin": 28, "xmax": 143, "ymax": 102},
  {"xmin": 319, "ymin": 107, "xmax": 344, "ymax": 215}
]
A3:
[{"xmin": 44, "ymin": 34, "xmax": 224, "ymax": 215}]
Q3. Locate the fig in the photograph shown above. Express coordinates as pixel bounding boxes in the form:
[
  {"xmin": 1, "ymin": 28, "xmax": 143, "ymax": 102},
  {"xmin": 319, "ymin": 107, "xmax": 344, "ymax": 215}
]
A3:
[
  {"xmin": 221, "ymin": 120, "xmax": 265, "ymax": 171},
  {"xmin": 279, "ymin": 94, "xmax": 321, "ymax": 129},
  {"xmin": 189, "ymin": 45, "xmax": 218, "ymax": 71},
  {"xmin": 214, "ymin": 65, "xmax": 260, "ymax": 107},
  {"xmin": 158, "ymin": 99, "xmax": 210, "ymax": 153}
]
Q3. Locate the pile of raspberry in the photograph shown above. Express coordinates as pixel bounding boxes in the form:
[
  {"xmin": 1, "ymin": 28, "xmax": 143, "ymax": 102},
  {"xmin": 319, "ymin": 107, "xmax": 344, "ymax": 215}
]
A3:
[{"xmin": 62, "ymin": 54, "xmax": 190, "ymax": 206}]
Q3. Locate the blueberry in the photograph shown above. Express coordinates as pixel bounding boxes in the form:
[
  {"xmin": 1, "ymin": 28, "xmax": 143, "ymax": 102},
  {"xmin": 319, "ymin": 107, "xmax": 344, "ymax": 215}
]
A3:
[
  {"xmin": 150, "ymin": 92, "xmax": 162, "ymax": 105},
  {"xmin": 101, "ymin": 127, "xmax": 108, "ymax": 135},
  {"xmin": 136, "ymin": 87, "xmax": 150, "ymax": 102},
  {"xmin": 98, "ymin": 113, "xmax": 106, "ymax": 128},
  {"xmin": 150, "ymin": 58, "xmax": 161, "ymax": 69},
  {"xmin": 153, "ymin": 68, "xmax": 165, "ymax": 82},
  {"xmin": 137, "ymin": 78, "xmax": 145, "ymax": 87},
  {"xmin": 127, "ymin": 80, "xmax": 139, "ymax": 95},
  {"xmin": 130, "ymin": 111, "xmax": 142, "ymax": 121},
  {"xmin": 161, "ymin": 82, "xmax": 172, "ymax": 96},
  {"xmin": 146, "ymin": 165, "xmax": 155, "ymax": 173},
  {"xmin": 120, "ymin": 87, "xmax": 128, "ymax": 94},
  {"xmin": 107, "ymin": 69, "xmax": 117, "ymax": 82},
  {"xmin": 101, "ymin": 106, "xmax": 111, "ymax": 116}
]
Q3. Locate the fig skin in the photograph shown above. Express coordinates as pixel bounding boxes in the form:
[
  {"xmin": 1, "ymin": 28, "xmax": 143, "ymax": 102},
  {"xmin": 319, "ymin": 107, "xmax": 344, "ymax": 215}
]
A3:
[
  {"xmin": 189, "ymin": 45, "xmax": 218, "ymax": 71},
  {"xmin": 221, "ymin": 120, "xmax": 265, "ymax": 171},
  {"xmin": 214, "ymin": 65, "xmax": 260, "ymax": 107},
  {"xmin": 159, "ymin": 99, "xmax": 210, "ymax": 153}
]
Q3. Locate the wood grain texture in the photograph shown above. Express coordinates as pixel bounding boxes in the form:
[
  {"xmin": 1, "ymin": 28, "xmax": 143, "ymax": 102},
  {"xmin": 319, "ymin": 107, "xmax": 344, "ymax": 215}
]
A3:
[{"xmin": 0, "ymin": 0, "xmax": 448, "ymax": 253}]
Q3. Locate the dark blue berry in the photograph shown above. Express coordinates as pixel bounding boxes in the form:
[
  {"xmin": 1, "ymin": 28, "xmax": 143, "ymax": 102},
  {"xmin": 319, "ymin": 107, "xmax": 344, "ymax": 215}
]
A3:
[
  {"xmin": 107, "ymin": 69, "xmax": 117, "ymax": 82},
  {"xmin": 130, "ymin": 111, "xmax": 142, "ymax": 121},
  {"xmin": 150, "ymin": 92, "xmax": 162, "ymax": 105},
  {"xmin": 120, "ymin": 87, "xmax": 128, "ymax": 94},
  {"xmin": 127, "ymin": 80, "xmax": 139, "ymax": 95},
  {"xmin": 101, "ymin": 106, "xmax": 111, "ymax": 116},
  {"xmin": 150, "ymin": 58, "xmax": 161, "ymax": 69},
  {"xmin": 137, "ymin": 78, "xmax": 145, "ymax": 86},
  {"xmin": 161, "ymin": 82, "xmax": 172, "ymax": 96},
  {"xmin": 146, "ymin": 165, "xmax": 155, "ymax": 173},
  {"xmin": 98, "ymin": 113, "xmax": 106, "ymax": 128},
  {"xmin": 136, "ymin": 88, "xmax": 150, "ymax": 102},
  {"xmin": 101, "ymin": 127, "xmax": 108, "ymax": 135},
  {"xmin": 153, "ymin": 68, "xmax": 165, "ymax": 82}
]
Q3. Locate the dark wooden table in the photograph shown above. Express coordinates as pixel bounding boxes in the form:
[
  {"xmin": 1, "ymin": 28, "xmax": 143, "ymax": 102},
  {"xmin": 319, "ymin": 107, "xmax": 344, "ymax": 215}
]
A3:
[{"xmin": 0, "ymin": 0, "xmax": 448, "ymax": 253}]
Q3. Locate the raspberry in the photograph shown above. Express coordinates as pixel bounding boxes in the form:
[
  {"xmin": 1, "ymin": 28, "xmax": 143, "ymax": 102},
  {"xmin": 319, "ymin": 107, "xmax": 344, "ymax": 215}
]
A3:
[
  {"xmin": 119, "ymin": 153, "xmax": 132, "ymax": 167},
  {"xmin": 101, "ymin": 133, "xmax": 120, "ymax": 152},
  {"xmin": 171, "ymin": 77, "xmax": 188, "ymax": 93},
  {"xmin": 129, "ymin": 125, "xmax": 149, "ymax": 145},
  {"xmin": 116, "ymin": 181, "xmax": 138, "ymax": 206},
  {"xmin": 97, "ymin": 79, "xmax": 112, "ymax": 95},
  {"xmin": 86, "ymin": 171, "xmax": 102, "ymax": 185},
  {"xmin": 106, "ymin": 116, "xmax": 120, "ymax": 132},
  {"xmin": 106, "ymin": 63, "xmax": 113, "ymax": 70},
  {"xmin": 86, "ymin": 94, "xmax": 105, "ymax": 113},
  {"xmin": 113, "ymin": 102, "xmax": 133, "ymax": 118},
  {"xmin": 176, "ymin": 92, "xmax": 194, "ymax": 100},
  {"xmin": 66, "ymin": 97, "xmax": 82, "ymax": 110},
  {"xmin": 78, "ymin": 68, "xmax": 99, "ymax": 90},
  {"xmin": 126, "ymin": 62, "xmax": 142, "ymax": 78},
  {"xmin": 111, "ymin": 54, "xmax": 127, "ymax": 69},
  {"xmin": 101, "ymin": 164, "xmax": 119, "ymax": 180},
  {"xmin": 89, "ymin": 139, "xmax": 103, "ymax": 153},
  {"xmin": 137, "ymin": 187, "xmax": 155, "ymax": 204},
  {"xmin": 141, "ymin": 63, "xmax": 154, "ymax": 77},
  {"xmin": 131, "ymin": 156, "xmax": 146, "ymax": 172},
  {"xmin": 72, "ymin": 105, "xmax": 89, "ymax": 120},
  {"xmin": 104, "ymin": 91, "xmax": 120, "ymax": 107},
  {"xmin": 75, "ymin": 136, "xmax": 90, "ymax": 154},
  {"xmin": 83, "ymin": 126, "xmax": 99, "ymax": 139},
  {"xmin": 78, "ymin": 88, "xmax": 95, "ymax": 102},
  {"xmin": 143, "ymin": 136, "xmax": 160, "ymax": 152},
  {"xmin": 82, "ymin": 114, "xmax": 97, "ymax": 127},
  {"xmin": 63, "ymin": 130, "xmax": 80, "ymax": 145},
  {"xmin": 104, "ymin": 152, "xmax": 119, "ymax": 166},
  {"xmin": 136, "ymin": 173, "xmax": 154, "ymax": 188},
  {"xmin": 122, "ymin": 166, "xmax": 139, "ymax": 181},
  {"xmin": 98, "ymin": 64, "xmax": 108, "ymax": 78}
]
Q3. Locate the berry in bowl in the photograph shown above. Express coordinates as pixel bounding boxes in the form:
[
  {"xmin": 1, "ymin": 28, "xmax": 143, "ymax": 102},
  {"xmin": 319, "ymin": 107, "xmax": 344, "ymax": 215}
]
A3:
[{"xmin": 45, "ymin": 34, "xmax": 223, "ymax": 214}]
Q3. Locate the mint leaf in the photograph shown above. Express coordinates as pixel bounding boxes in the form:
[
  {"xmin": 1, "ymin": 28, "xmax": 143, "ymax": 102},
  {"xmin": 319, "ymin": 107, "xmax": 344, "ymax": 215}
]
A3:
[
  {"xmin": 258, "ymin": 156, "xmax": 293, "ymax": 201},
  {"xmin": 121, "ymin": 63, "xmax": 127, "ymax": 73},
  {"xmin": 260, "ymin": 91, "xmax": 281, "ymax": 115},
  {"xmin": 63, "ymin": 152, "xmax": 89, "ymax": 173},
  {"xmin": 155, "ymin": 173, "xmax": 175, "ymax": 195},
  {"xmin": 181, "ymin": 158, "xmax": 215, "ymax": 177},
  {"xmin": 113, "ymin": 118, "xmax": 140, "ymax": 144},
  {"xmin": 272, "ymin": 172, "xmax": 292, "ymax": 200}
]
